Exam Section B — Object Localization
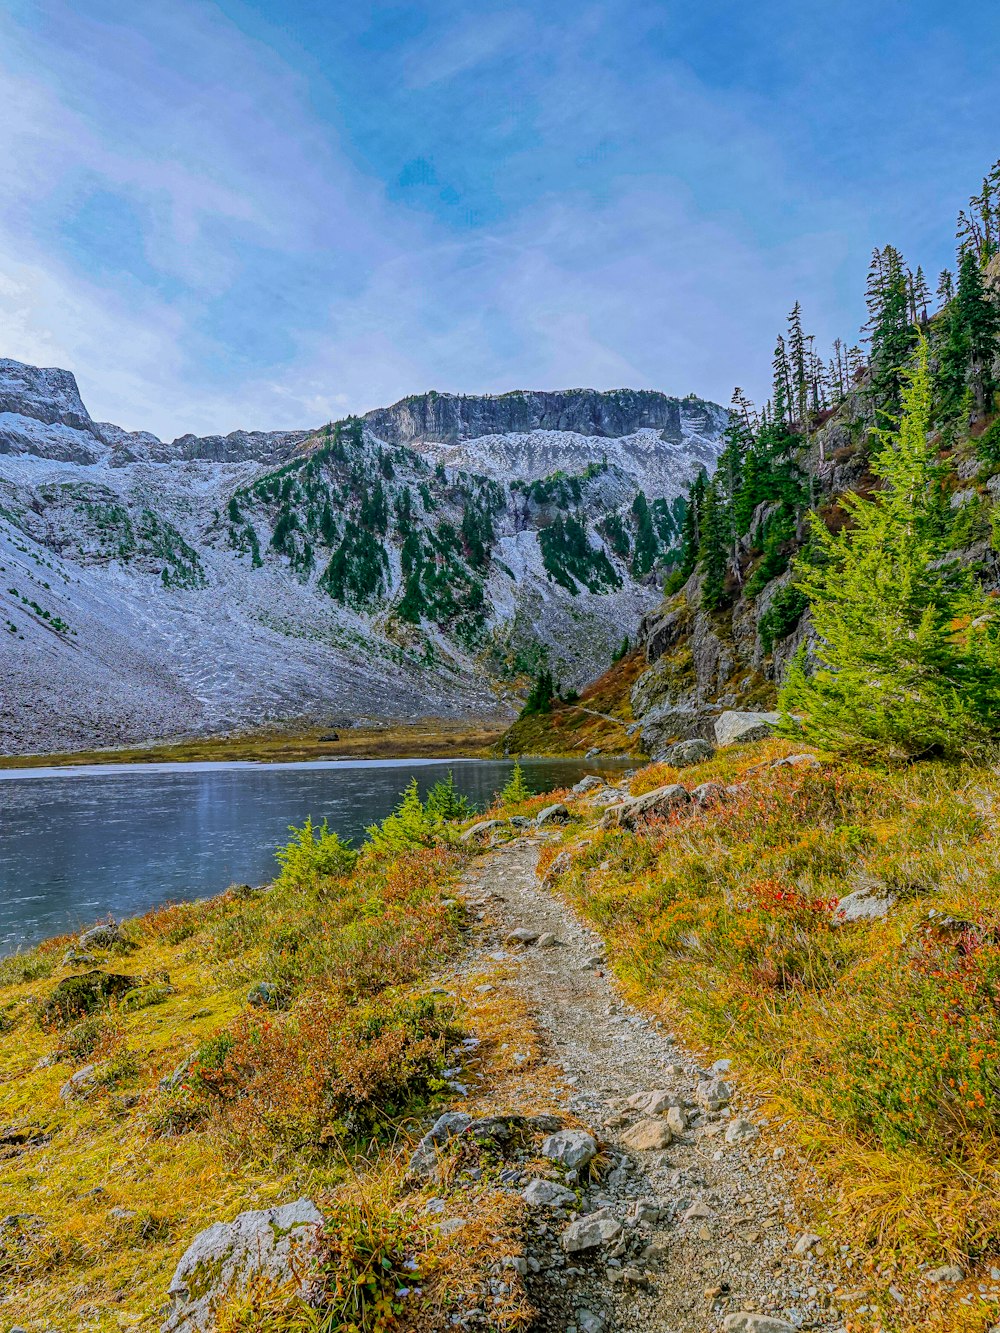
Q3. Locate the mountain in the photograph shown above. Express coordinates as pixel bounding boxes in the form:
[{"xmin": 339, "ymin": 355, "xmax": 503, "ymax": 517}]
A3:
[{"xmin": 0, "ymin": 360, "xmax": 726, "ymax": 755}]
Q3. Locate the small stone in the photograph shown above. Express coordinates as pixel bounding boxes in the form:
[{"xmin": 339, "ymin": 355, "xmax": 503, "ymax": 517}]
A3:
[
  {"xmin": 683, "ymin": 1199, "xmax": 714, "ymax": 1222},
  {"xmin": 59, "ymin": 1064, "xmax": 96, "ymax": 1100},
  {"xmin": 792, "ymin": 1232, "xmax": 822, "ymax": 1257},
  {"xmin": 536, "ymin": 932, "xmax": 561, "ymax": 948},
  {"xmin": 697, "ymin": 1078, "xmax": 732, "ymax": 1111},
  {"xmin": 621, "ymin": 1119, "xmax": 673, "ymax": 1151},
  {"xmin": 505, "ymin": 927, "xmax": 540, "ymax": 946},
  {"xmin": 561, "ymin": 1210, "xmax": 622, "ymax": 1253},
  {"xmin": 541, "ymin": 1129, "xmax": 598, "ymax": 1169},
  {"xmin": 624, "ymin": 1089, "xmax": 682, "ymax": 1116},
  {"xmin": 725, "ymin": 1117, "xmax": 759, "ymax": 1145},
  {"xmin": 924, "ymin": 1264, "xmax": 964, "ymax": 1284},
  {"xmin": 436, "ymin": 1217, "xmax": 467, "ymax": 1237},
  {"xmin": 665, "ymin": 1105, "xmax": 687, "ymax": 1135},
  {"xmin": 577, "ymin": 1312, "xmax": 604, "ymax": 1333}
]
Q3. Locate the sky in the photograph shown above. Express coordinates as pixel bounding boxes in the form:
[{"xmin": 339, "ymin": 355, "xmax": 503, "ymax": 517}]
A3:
[{"xmin": 1, "ymin": 1, "xmax": 999, "ymax": 440}]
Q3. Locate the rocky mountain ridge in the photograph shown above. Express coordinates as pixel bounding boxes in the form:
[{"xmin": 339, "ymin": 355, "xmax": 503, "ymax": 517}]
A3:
[{"xmin": 0, "ymin": 359, "xmax": 726, "ymax": 755}]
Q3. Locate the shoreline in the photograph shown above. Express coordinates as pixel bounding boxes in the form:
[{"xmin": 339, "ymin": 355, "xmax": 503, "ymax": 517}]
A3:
[{"xmin": 0, "ymin": 718, "xmax": 511, "ymax": 771}]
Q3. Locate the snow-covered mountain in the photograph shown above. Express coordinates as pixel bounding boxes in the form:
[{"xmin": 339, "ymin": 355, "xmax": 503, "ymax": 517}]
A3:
[{"xmin": 0, "ymin": 360, "xmax": 726, "ymax": 755}]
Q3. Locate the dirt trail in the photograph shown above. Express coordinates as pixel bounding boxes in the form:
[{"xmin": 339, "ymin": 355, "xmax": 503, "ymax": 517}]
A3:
[{"xmin": 456, "ymin": 836, "xmax": 849, "ymax": 1333}]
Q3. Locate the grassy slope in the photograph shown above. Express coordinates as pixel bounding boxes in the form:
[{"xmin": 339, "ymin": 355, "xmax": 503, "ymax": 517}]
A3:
[
  {"xmin": 0, "ymin": 719, "xmax": 507, "ymax": 770},
  {"xmin": 498, "ymin": 651, "xmax": 646, "ymax": 757},
  {"xmin": 540, "ymin": 741, "xmax": 1000, "ymax": 1333}
]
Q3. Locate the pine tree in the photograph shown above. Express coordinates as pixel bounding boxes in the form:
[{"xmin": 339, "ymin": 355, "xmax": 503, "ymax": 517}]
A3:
[
  {"xmin": 865, "ymin": 245, "xmax": 916, "ymax": 417},
  {"xmin": 788, "ymin": 302, "xmax": 808, "ymax": 424},
  {"xmin": 698, "ymin": 478, "xmax": 729, "ymax": 611},
  {"xmin": 936, "ymin": 269, "xmax": 955, "ymax": 306},
  {"xmin": 630, "ymin": 491, "xmax": 658, "ymax": 578},
  {"xmin": 676, "ymin": 471, "xmax": 706, "ymax": 581},
  {"xmin": 780, "ymin": 335, "xmax": 1000, "ymax": 760},
  {"xmin": 936, "ymin": 249, "xmax": 1000, "ymax": 420}
]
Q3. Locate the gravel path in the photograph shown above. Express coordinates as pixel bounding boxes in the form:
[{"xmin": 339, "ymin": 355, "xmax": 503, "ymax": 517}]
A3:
[{"xmin": 457, "ymin": 836, "xmax": 850, "ymax": 1333}]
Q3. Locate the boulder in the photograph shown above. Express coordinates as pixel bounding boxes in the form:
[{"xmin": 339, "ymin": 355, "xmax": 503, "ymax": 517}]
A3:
[
  {"xmin": 714, "ymin": 710, "xmax": 781, "ymax": 747},
  {"xmin": 536, "ymin": 803, "xmax": 569, "ymax": 826},
  {"xmin": 522, "ymin": 1178, "xmax": 576, "ymax": 1208},
  {"xmin": 571, "ymin": 775, "xmax": 604, "ymax": 795},
  {"xmin": 661, "ymin": 738, "xmax": 715, "ymax": 767},
  {"xmin": 602, "ymin": 783, "xmax": 690, "ymax": 830},
  {"xmin": 541, "ymin": 1128, "xmax": 597, "ymax": 1169},
  {"xmin": 621, "ymin": 1119, "xmax": 672, "ymax": 1151},
  {"xmin": 834, "ymin": 888, "xmax": 894, "ymax": 923},
  {"xmin": 690, "ymin": 781, "xmax": 726, "ymax": 808},
  {"xmin": 560, "ymin": 1209, "xmax": 622, "ymax": 1253},
  {"xmin": 161, "ymin": 1198, "xmax": 323, "ymax": 1332},
  {"xmin": 459, "ymin": 819, "xmax": 502, "ymax": 844}
]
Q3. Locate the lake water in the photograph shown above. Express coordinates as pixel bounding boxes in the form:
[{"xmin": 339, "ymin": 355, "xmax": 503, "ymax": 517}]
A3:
[{"xmin": 0, "ymin": 756, "xmax": 619, "ymax": 954}]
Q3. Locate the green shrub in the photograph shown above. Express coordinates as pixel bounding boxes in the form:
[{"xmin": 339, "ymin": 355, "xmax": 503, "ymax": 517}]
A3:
[{"xmin": 275, "ymin": 818, "xmax": 358, "ymax": 889}]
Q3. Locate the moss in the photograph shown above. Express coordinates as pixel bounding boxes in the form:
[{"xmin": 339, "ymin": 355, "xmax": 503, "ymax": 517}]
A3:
[{"xmin": 41, "ymin": 971, "xmax": 138, "ymax": 1026}]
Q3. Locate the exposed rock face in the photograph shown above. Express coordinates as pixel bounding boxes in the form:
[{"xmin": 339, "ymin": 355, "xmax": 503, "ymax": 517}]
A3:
[
  {"xmin": 0, "ymin": 358, "xmax": 92, "ymax": 431},
  {"xmin": 365, "ymin": 388, "xmax": 722, "ymax": 448}
]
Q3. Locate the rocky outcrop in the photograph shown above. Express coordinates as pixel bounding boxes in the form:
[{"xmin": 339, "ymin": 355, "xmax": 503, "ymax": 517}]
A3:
[{"xmin": 365, "ymin": 389, "xmax": 724, "ymax": 447}]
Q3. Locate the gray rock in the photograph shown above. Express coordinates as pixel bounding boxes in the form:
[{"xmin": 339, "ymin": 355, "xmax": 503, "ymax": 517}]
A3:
[
  {"xmin": 161, "ymin": 1198, "xmax": 323, "ymax": 1332},
  {"xmin": 408, "ymin": 1112, "xmax": 472, "ymax": 1178},
  {"xmin": 460, "ymin": 820, "xmax": 503, "ymax": 844},
  {"xmin": 835, "ymin": 888, "xmax": 894, "ymax": 923},
  {"xmin": 541, "ymin": 1129, "xmax": 598, "ymax": 1169},
  {"xmin": 79, "ymin": 922, "xmax": 125, "ymax": 950},
  {"xmin": 690, "ymin": 781, "xmax": 726, "ymax": 807},
  {"xmin": 924, "ymin": 1264, "xmax": 964, "ymax": 1284},
  {"xmin": 621, "ymin": 1119, "xmax": 672, "ymax": 1151},
  {"xmin": 696, "ymin": 1078, "xmax": 732, "ymax": 1111},
  {"xmin": 661, "ymin": 738, "xmax": 715, "ymax": 767},
  {"xmin": 624, "ymin": 1089, "xmax": 682, "ymax": 1116},
  {"xmin": 577, "ymin": 1312, "xmax": 605, "ymax": 1333},
  {"xmin": 602, "ymin": 783, "xmax": 690, "ymax": 830},
  {"xmin": 561, "ymin": 1209, "xmax": 622, "ymax": 1253},
  {"xmin": 724, "ymin": 1117, "xmax": 758, "ymax": 1145},
  {"xmin": 792, "ymin": 1232, "xmax": 822, "ymax": 1256},
  {"xmin": 536, "ymin": 932, "xmax": 560, "ymax": 947},
  {"xmin": 536, "ymin": 803, "xmax": 569, "ymax": 826},
  {"xmin": 722, "ymin": 1316, "xmax": 796, "ymax": 1333},
  {"xmin": 522, "ymin": 1178, "xmax": 577, "ymax": 1208},
  {"xmin": 59, "ymin": 1064, "xmax": 96, "ymax": 1100},
  {"xmin": 714, "ymin": 710, "xmax": 781, "ymax": 747},
  {"xmin": 571, "ymin": 775, "xmax": 604, "ymax": 794},
  {"xmin": 770, "ymin": 753, "xmax": 821, "ymax": 769},
  {"xmin": 505, "ymin": 927, "xmax": 540, "ymax": 946}
]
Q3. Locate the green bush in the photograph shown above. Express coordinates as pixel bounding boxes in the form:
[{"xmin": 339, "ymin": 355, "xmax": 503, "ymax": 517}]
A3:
[{"xmin": 275, "ymin": 818, "xmax": 358, "ymax": 890}]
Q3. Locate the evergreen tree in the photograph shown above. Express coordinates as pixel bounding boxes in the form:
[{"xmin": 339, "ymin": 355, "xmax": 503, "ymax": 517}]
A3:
[
  {"xmin": 630, "ymin": 491, "xmax": 658, "ymax": 578},
  {"xmin": 865, "ymin": 245, "xmax": 917, "ymax": 417},
  {"xmin": 936, "ymin": 249, "xmax": 1000, "ymax": 420},
  {"xmin": 698, "ymin": 478, "xmax": 729, "ymax": 611},
  {"xmin": 521, "ymin": 665, "xmax": 555, "ymax": 716},
  {"xmin": 675, "ymin": 471, "xmax": 706, "ymax": 582},
  {"xmin": 937, "ymin": 269, "xmax": 955, "ymax": 306},
  {"xmin": 780, "ymin": 335, "xmax": 1000, "ymax": 760}
]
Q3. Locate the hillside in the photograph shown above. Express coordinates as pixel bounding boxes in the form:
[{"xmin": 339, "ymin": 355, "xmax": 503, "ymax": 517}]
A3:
[{"xmin": 0, "ymin": 365, "xmax": 725, "ymax": 756}]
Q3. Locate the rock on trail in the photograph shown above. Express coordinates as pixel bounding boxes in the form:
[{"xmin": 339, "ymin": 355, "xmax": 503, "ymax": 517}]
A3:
[{"xmin": 458, "ymin": 837, "xmax": 848, "ymax": 1333}]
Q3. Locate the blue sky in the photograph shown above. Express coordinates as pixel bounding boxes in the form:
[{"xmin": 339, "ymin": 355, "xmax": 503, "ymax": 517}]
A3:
[{"xmin": 1, "ymin": 0, "xmax": 998, "ymax": 438}]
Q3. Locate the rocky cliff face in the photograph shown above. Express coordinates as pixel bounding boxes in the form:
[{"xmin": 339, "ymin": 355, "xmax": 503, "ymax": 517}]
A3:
[
  {"xmin": 0, "ymin": 359, "xmax": 308, "ymax": 466},
  {"xmin": 0, "ymin": 360, "xmax": 726, "ymax": 755},
  {"xmin": 365, "ymin": 388, "xmax": 722, "ymax": 445}
]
